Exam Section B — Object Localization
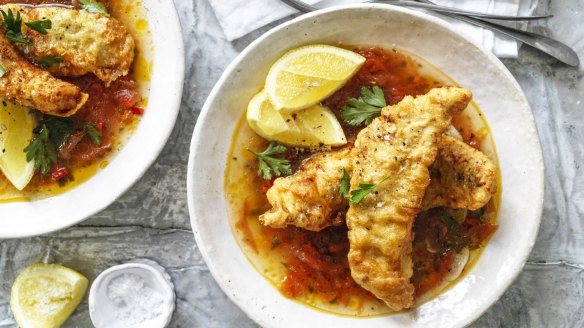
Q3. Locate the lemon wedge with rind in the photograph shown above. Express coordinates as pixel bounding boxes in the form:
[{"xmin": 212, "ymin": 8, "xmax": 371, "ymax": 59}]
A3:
[
  {"xmin": 0, "ymin": 100, "xmax": 36, "ymax": 190},
  {"xmin": 10, "ymin": 263, "xmax": 89, "ymax": 328},
  {"xmin": 247, "ymin": 90, "xmax": 347, "ymax": 147},
  {"xmin": 266, "ymin": 44, "xmax": 365, "ymax": 112}
]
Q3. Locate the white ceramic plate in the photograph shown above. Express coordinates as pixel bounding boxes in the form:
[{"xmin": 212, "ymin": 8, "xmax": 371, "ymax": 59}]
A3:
[
  {"xmin": 188, "ymin": 4, "xmax": 543, "ymax": 328},
  {"xmin": 0, "ymin": 0, "xmax": 184, "ymax": 238}
]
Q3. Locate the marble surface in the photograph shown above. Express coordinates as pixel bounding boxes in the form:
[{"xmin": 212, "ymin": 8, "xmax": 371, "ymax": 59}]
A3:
[{"xmin": 1, "ymin": 0, "xmax": 583, "ymax": 327}]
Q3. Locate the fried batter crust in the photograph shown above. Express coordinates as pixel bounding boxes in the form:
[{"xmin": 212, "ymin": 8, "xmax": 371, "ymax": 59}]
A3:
[
  {"xmin": 0, "ymin": 32, "xmax": 87, "ymax": 116},
  {"xmin": 260, "ymin": 146, "xmax": 353, "ymax": 231},
  {"xmin": 347, "ymin": 87, "xmax": 471, "ymax": 310},
  {"xmin": 260, "ymin": 134, "xmax": 496, "ymax": 232},
  {"xmin": 6, "ymin": 5, "xmax": 135, "ymax": 86},
  {"xmin": 422, "ymin": 136, "xmax": 497, "ymax": 211}
]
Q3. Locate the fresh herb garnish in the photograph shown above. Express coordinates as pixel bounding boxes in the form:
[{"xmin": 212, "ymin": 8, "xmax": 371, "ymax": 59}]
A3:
[
  {"xmin": 0, "ymin": 64, "xmax": 6, "ymax": 77},
  {"xmin": 24, "ymin": 116, "xmax": 74, "ymax": 175},
  {"xmin": 246, "ymin": 141, "xmax": 292, "ymax": 180},
  {"xmin": 341, "ymin": 86, "xmax": 386, "ymax": 126},
  {"xmin": 24, "ymin": 124, "xmax": 57, "ymax": 175},
  {"xmin": 349, "ymin": 176, "xmax": 391, "ymax": 205},
  {"xmin": 79, "ymin": 0, "xmax": 110, "ymax": 16},
  {"xmin": 25, "ymin": 19, "xmax": 51, "ymax": 34},
  {"xmin": 84, "ymin": 123, "xmax": 101, "ymax": 146},
  {"xmin": 339, "ymin": 168, "xmax": 350, "ymax": 199},
  {"xmin": 38, "ymin": 56, "xmax": 63, "ymax": 68},
  {"xmin": 1, "ymin": 9, "xmax": 32, "ymax": 46}
]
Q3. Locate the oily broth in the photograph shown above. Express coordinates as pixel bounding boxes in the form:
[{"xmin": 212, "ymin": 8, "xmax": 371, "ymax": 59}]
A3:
[
  {"xmin": 225, "ymin": 46, "xmax": 500, "ymax": 316},
  {"xmin": 0, "ymin": 0, "xmax": 152, "ymax": 201}
]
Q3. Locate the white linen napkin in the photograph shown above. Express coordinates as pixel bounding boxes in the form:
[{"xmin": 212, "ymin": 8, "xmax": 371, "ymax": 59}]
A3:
[{"xmin": 208, "ymin": 0, "xmax": 537, "ymax": 58}]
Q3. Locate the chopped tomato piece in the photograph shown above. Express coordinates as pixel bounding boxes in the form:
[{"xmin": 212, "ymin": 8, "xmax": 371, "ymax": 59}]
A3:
[
  {"xmin": 130, "ymin": 106, "xmax": 144, "ymax": 115},
  {"xmin": 51, "ymin": 163, "xmax": 69, "ymax": 181},
  {"xmin": 113, "ymin": 89, "xmax": 141, "ymax": 109},
  {"xmin": 262, "ymin": 179, "xmax": 274, "ymax": 193}
]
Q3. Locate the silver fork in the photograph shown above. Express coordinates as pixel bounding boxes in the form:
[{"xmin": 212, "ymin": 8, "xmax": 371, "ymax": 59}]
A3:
[{"xmin": 279, "ymin": 0, "xmax": 579, "ymax": 66}]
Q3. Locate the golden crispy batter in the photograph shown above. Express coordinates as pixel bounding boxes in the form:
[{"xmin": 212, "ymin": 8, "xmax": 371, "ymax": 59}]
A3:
[
  {"xmin": 347, "ymin": 87, "xmax": 471, "ymax": 311},
  {"xmin": 6, "ymin": 5, "xmax": 135, "ymax": 86},
  {"xmin": 422, "ymin": 136, "xmax": 497, "ymax": 211},
  {"xmin": 260, "ymin": 134, "xmax": 496, "ymax": 231},
  {"xmin": 0, "ymin": 33, "xmax": 87, "ymax": 116},
  {"xmin": 260, "ymin": 146, "xmax": 352, "ymax": 231}
]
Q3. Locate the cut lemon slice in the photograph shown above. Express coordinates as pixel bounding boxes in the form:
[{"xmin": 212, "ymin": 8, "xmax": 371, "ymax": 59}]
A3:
[
  {"xmin": 11, "ymin": 263, "xmax": 89, "ymax": 328},
  {"xmin": 0, "ymin": 100, "xmax": 36, "ymax": 190},
  {"xmin": 265, "ymin": 44, "xmax": 365, "ymax": 112},
  {"xmin": 247, "ymin": 90, "xmax": 347, "ymax": 147}
]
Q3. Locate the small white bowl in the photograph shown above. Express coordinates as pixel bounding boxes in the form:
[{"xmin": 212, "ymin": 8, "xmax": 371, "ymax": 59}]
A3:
[
  {"xmin": 0, "ymin": 0, "xmax": 184, "ymax": 238},
  {"xmin": 89, "ymin": 259, "xmax": 176, "ymax": 328},
  {"xmin": 187, "ymin": 4, "xmax": 543, "ymax": 328}
]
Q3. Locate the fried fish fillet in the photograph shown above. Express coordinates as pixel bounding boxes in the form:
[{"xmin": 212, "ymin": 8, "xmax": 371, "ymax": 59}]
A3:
[
  {"xmin": 5, "ymin": 5, "xmax": 135, "ymax": 86},
  {"xmin": 422, "ymin": 136, "xmax": 497, "ymax": 211},
  {"xmin": 0, "ymin": 33, "xmax": 87, "ymax": 116},
  {"xmin": 260, "ymin": 134, "xmax": 496, "ymax": 232},
  {"xmin": 260, "ymin": 146, "xmax": 353, "ymax": 231},
  {"xmin": 347, "ymin": 87, "xmax": 471, "ymax": 311}
]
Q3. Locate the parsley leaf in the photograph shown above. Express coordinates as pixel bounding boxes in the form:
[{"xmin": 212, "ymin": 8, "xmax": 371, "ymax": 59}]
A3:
[
  {"xmin": 0, "ymin": 64, "xmax": 6, "ymax": 77},
  {"xmin": 1, "ymin": 9, "xmax": 32, "ymax": 46},
  {"xmin": 349, "ymin": 176, "xmax": 391, "ymax": 205},
  {"xmin": 246, "ymin": 141, "xmax": 292, "ymax": 180},
  {"xmin": 84, "ymin": 123, "xmax": 101, "ymax": 146},
  {"xmin": 25, "ymin": 19, "xmax": 51, "ymax": 34},
  {"xmin": 24, "ymin": 124, "xmax": 58, "ymax": 175},
  {"xmin": 79, "ymin": 0, "xmax": 110, "ymax": 16},
  {"xmin": 341, "ymin": 86, "xmax": 387, "ymax": 126},
  {"xmin": 38, "ymin": 56, "xmax": 63, "ymax": 68},
  {"xmin": 24, "ymin": 116, "xmax": 74, "ymax": 175},
  {"xmin": 36, "ymin": 116, "xmax": 74, "ymax": 147},
  {"xmin": 339, "ymin": 168, "xmax": 350, "ymax": 199}
]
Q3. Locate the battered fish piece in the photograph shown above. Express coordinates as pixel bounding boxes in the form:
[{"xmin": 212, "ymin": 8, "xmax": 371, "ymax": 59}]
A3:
[
  {"xmin": 347, "ymin": 87, "xmax": 471, "ymax": 311},
  {"xmin": 260, "ymin": 146, "xmax": 352, "ymax": 231},
  {"xmin": 260, "ymin": 135, "xmax": 496, "ymax": 232},
  {"xmin": 5, "ymin": 5, "xmax": 135, "ymax": 86},
  {"xmin": 0, "ymin": 33, "xmax": 87, "ymax": 116},
  {"xmin": 422, "ymin": 136, "xmax": 497, "ymax": 211}
]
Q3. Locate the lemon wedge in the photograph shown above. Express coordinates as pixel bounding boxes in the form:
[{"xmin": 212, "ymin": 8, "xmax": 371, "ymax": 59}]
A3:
[
  {"xmin": 0, "ymin": 101, "xmax": 36, "ymax": 190},
  {"xmin": 10, "ymin": 263, "xmax": 89, "ymax": 328},
  {"xmin": 265, "ymin": 44, "xmax": 365, "ymax": 112},
  {"xmin": 247, "ymin": 90, "xmax": 347, "ymax": 147}
]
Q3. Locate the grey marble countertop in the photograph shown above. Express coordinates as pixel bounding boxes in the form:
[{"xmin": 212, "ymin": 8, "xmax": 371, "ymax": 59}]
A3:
[{"xmin": 1, "ymin": 0, "xmax": 583, "ymax": 327}]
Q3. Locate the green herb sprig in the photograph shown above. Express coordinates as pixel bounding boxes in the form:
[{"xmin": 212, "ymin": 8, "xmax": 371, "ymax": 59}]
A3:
[
  {"xmin": 246, "ymin": 141, "xmax": 292, "ymax": 180},
  {"xmin": 349, "ymin": 176, "xmax": 391, "ymax": 205},
  {"xmin": 341, "ymin": 86, "xmax": 386, "ymax": 126},
  {"xmin": 24, "ymin": 116, "xmax": 74, "ymax": 175},
  {"xmin": 38, "ymin": 56, "xmax": 63, "ymax": 68},
  {"xmin": 1, "ymin": 9, "xmax": 32, "ymax": 45},
  {"xmin": 25, "ymin": 19, "xmax": 51, "ymax": 34},
  {"xmin": 84, "ymin": 123, "xmax": 101, "ymax": 146},
  {"xmin": 79, "ymin": 0, "xmax": 110, "ymax": 16},
  {"xmin": 24, "ymin": 124, "xmax": 57, "ymax": 175},
  {"xmin": 0, "ymin": 64, "xmax": 6, "ymax": 78},
  {"xmin": 339, "ymin": 168, "xmax": 350, "ymax": 199}
]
